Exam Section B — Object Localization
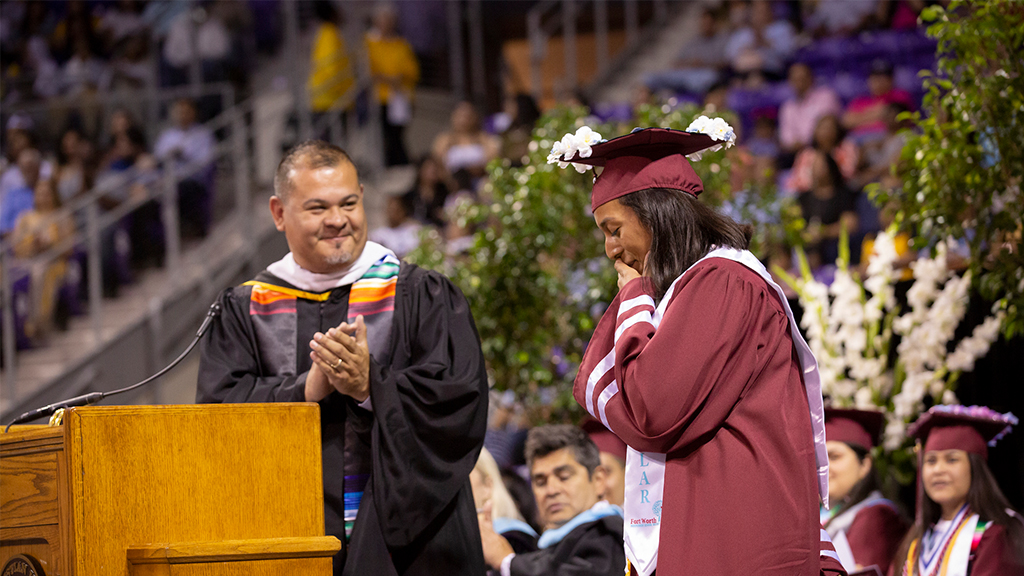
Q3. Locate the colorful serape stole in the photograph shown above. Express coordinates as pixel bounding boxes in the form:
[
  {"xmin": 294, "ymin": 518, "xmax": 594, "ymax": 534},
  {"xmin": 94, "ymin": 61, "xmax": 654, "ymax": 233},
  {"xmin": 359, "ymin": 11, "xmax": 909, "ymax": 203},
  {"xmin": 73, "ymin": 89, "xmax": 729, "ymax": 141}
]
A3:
[
  {"xmin": 342, "ymin": 254, "xmax": 400, "ymax": 540},
  {"xmin": 244, "ymin": 253, "xmax": 401, "ymax": 541},
  {"xmin": 343, "ymin": 472, "xmax": 370, "ymax": 539},
  {"xmin": 971, "ymin": 520, "xmax": 991, "ymax": 550},
  {"xmin": 245, "ymin": 283, "xmax": 333, "ymax": 375}
]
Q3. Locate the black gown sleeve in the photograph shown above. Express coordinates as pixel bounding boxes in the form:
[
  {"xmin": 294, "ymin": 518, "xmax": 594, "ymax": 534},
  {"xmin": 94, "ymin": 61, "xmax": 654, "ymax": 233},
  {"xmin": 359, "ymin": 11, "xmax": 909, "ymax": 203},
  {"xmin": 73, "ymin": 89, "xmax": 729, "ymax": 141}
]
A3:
[
  {"xmin": 509, "ymin": 518, "xmax": 624, "ymax": 576},
  {"xmin": 367, "ymin": 268, "xmax": 488, "ymax": 548},
  {"xmin": 195, "ymin": 287, "xmax": 308, "ymax": 404}
]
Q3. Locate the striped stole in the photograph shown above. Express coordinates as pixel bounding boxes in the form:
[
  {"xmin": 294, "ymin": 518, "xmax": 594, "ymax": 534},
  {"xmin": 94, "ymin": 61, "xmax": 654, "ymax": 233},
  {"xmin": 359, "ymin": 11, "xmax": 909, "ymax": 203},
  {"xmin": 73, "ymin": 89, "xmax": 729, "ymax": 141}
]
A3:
[
  {"xmin": 906, "ymin": 505, "xmax": 975, "ymax": 576},
  {"xmin": 342, "ymin": 253, "xmax": 400, "ymax": 539},
  {"xmin": 244, "ymin": 253, "xmax": 401, "ymax": 540}
]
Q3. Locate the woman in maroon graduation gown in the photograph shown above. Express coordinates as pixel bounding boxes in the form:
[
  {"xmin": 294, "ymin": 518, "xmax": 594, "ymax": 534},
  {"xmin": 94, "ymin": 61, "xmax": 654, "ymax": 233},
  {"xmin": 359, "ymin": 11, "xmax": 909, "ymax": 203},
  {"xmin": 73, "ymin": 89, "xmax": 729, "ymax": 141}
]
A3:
[
  {"xmin": 821, "ymin": 408, "xmax": 908, "ymax": 572},
  {"xmin": 551, "ymin": 122, "xmax": 844, "ymax": 576},
  {"xmin": 894, "ymin": 405, "xmax": 1024, "ymax": 576}
]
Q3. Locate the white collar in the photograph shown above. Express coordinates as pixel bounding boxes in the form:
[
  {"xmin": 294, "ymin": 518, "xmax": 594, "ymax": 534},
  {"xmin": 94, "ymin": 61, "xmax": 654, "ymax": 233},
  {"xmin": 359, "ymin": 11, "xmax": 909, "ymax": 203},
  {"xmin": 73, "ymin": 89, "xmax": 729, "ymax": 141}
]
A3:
[{"xmin": 266, "ymin": 241, "xmax": 394, "ymax": 293}]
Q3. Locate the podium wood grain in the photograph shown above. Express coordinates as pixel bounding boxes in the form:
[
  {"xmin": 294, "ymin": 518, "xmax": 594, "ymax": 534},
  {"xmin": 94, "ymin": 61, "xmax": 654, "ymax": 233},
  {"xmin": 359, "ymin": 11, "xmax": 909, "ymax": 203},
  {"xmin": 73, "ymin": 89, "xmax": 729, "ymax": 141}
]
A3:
[{"xmin": 1, "ymin": 404, "xmax": 339, "ymax": 576}]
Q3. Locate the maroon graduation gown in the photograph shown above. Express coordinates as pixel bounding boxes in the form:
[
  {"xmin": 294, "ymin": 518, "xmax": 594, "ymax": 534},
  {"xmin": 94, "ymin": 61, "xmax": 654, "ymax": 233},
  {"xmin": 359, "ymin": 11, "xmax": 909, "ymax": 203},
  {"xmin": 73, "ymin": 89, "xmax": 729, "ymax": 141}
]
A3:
[
  {"xmin": 970, "ymin": 524, "xmax": 1024, "ymax": 576},
  {"xmin": 891, "ymin": 523, "xmax": 1024, "ymax": 576},
  {"xmin": 841, "ymin": 503, "xmax": 908, "ymax": 572},
  {"xmin": 574, "ymin": 259, "xmax": 826, "ymax": 575}
]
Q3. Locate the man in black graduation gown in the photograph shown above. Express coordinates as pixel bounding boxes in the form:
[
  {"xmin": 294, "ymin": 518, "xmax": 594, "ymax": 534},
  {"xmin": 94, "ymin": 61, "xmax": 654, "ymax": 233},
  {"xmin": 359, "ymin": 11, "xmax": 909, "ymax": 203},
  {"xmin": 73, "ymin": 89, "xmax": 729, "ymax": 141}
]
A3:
[
  {"xmin": 479, "ymin": 425, "xmax": 625, "ymax": 576},
  {"xmin": 196, "ymin": 140, "xmax": 488, "ymax": 576}
]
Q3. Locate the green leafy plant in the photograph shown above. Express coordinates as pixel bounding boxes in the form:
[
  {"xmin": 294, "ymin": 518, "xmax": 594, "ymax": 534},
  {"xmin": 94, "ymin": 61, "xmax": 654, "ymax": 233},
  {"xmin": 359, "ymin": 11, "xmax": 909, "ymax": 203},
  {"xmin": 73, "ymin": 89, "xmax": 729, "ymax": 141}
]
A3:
[{"xmin": 874, "ymin": 0, "xmax": 1024, "ymax": 337}]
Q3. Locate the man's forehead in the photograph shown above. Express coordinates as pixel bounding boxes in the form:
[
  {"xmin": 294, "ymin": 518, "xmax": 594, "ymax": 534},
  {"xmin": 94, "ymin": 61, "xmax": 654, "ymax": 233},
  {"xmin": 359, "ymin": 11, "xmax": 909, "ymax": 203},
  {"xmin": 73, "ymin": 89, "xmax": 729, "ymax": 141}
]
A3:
[
  {"xmin": 531, "ymin": 448, "xmax": 580, "ymax": 476},
  {"xmin": 286, "ymin": 164, "xmax": 362, "ymax": 200}
]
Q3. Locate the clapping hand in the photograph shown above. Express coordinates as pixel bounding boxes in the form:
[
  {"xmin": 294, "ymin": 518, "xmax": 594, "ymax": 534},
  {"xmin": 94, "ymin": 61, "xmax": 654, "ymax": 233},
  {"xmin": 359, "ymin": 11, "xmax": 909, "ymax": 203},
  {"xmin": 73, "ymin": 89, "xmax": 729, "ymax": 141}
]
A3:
[{"xmin": 309, "ymin": 315, "xmax": 371, "ymax": 402}]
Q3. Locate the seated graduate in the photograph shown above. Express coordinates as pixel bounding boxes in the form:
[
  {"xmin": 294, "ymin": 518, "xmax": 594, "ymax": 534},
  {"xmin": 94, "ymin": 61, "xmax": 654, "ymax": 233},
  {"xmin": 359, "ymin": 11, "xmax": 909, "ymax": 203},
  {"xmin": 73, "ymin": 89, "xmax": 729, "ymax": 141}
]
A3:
[
  {"xmin": 478, "ymin": 425, "xmax": 625, "ymax": 576},
  {"xmin": 582, "ymin": 419, "xmax": 626, "ymax": 508},
  {"xmin": 196, "ymin": 140, "xmax": 488, "ymax": 576},
  {"xmin": 472, "ymin": 447, "xmax": 539, "ymax": 555},
  {"xmin": 820, "ymin": 408, "xmax": 908, "ymax": 573},
  {"xmin": 894, "ymin": 405, "xmax": 1024, "ymax": 576}
]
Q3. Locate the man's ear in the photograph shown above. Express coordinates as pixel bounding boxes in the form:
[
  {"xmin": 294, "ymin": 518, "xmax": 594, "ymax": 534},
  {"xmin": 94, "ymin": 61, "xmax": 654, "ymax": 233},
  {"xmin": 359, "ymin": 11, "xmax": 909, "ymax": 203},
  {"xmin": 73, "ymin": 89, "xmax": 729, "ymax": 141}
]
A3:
[
  {"xmin": 593, "ymin": 465, "xmax": 609, "ymax": 499},
  {"xmin": 270, "ymin": 195, "xmax": 286, "ymax": 232}
]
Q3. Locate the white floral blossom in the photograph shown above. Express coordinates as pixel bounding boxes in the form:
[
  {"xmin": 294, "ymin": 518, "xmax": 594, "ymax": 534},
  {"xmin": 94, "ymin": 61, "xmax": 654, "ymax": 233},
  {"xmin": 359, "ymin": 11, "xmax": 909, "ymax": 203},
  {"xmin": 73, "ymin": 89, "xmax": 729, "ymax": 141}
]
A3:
[
  {"xmin": 547, "ymin": 126, "xmax": 603, "ymax": 172},
  {"xmin": 780, "ymin": 230, "xmax": 1004, "ymax": 474},
  {"xmin": 573, "ymin": 126, "xmax": 603, "ymax": 157},
  {"xmin": 685, "ymin": 115, "xmax": 737, "ymax": 161},
  {"xmin": 946, "ymin": 311, "xmax": 1005, "ymax": 372}
]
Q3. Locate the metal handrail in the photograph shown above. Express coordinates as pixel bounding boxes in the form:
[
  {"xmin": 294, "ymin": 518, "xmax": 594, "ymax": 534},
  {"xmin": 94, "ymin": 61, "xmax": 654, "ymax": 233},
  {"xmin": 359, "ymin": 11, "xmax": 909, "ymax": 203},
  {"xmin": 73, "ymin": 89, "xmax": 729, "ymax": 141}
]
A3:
[
  {"xmin": 3, "ymin": 82, "xmax": 235, "ymax": 117},
  {"xmin": 0, "ymin": 94, "xmax": 256, "ymax": 389},
  {"xmin": 0, "ymin": 0, "xmax": 383, "ymax": 396},
  {"xmin": 2, "ymin": 83, "xmax": 237, "ymax": 148}
]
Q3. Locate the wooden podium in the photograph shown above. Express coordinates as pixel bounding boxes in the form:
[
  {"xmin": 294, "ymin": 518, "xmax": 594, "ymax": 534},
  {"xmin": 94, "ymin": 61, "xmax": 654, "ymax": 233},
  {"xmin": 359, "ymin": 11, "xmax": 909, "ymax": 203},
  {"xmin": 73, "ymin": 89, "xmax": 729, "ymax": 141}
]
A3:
[{"xmin": 0, "ymin": 404, "xmax": 340, "ymax": 576}]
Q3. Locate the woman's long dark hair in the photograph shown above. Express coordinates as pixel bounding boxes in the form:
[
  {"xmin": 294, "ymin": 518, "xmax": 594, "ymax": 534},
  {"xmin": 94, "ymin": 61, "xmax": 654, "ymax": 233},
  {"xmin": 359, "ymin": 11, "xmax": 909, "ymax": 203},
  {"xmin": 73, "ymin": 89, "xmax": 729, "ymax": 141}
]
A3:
[
  {"xmin": 619, "ymin": 188, "xmax": 752, "ymax": 301},
  {"xmin": 895, "ymin": 453, "xmax": 1024, "ymax": 575},
  {"xmin": 838, "ymin": 442, "xmax": 882, "ymax": 511}
]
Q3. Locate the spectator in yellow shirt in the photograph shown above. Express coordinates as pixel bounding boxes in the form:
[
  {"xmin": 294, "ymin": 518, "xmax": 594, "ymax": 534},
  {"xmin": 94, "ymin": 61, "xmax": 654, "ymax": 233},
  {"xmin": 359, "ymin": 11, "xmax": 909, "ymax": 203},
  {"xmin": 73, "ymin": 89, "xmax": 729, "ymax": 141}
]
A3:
[
  {"xmin": 308, "ymin": 1, "xmax": 355, "ymax": 126},
  {"xmin": 365, "ymin": 3, "xmax": 420, "ymax": 166}
]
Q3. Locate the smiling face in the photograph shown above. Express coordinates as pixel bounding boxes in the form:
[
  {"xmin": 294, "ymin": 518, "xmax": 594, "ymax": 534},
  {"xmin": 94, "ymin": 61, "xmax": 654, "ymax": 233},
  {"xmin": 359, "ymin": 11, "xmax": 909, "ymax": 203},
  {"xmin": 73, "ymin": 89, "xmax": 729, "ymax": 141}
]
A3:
[
  {"xmin": 594, "ymin": 198, "xmax": 652, "ymax": 276},
  {"xmin": 922, "ymin": 449, "xmax": 972, "ymax": 518},
  {"xmin": 270, "ymin": 161, "xmax": 366, "ymax": 274},
  {"xmin": 826, "ymin": 441, "xmax": 872, "ymax": 503},
  {"xmin": 531, "ymin": 448, "xmax": 605, "ymax": 531}
]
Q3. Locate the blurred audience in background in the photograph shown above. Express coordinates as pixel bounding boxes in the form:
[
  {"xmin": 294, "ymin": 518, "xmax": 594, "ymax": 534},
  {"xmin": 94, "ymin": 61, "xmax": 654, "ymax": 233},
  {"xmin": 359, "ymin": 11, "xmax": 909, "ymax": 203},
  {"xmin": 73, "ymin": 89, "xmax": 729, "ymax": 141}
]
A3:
[
  {"xmin": 778, "ymin": 62, "xmax": 841, "ymax": 159},
  {"xmin": 725, "ymin": 0, "xmax": 796, "ymax": 84},
  {"xmin": 497, "ymin": 93, "xmax": 542, "ymax": 167},
  {"xmin": 369, "ymin": 194, "xmax": 421, "ymax": 258},
  {"xmin": 154, "ymin": 98, "xmax": 215, "ymax": 238},
  {"xmin": 11, "ymin": 177, "xmax": 75, "ymax": 342},
  {"xmin": 1, "ymin": 148, "xmax": 44, "ymax": 239},
  {"xmin": 366, "ymin": 2, "xmax": 419, "ymax": 166},
  {"xmin": 404, "ymin": 156, "xmax": 450, "ymax": 229},
  {"xmin": 645, "ymin": 8, "xmax": 728, "ymax": 96},
  {"xmin": 308, "ymin": 0, "xmax": 354, "ymax": 131},
  {"xmin": 432, "ymin": 101, "xmax": 500, "ymax": 185},
  {"xmin": 842, "ymin": 59, "xmax": 914, "ymax": 142}
]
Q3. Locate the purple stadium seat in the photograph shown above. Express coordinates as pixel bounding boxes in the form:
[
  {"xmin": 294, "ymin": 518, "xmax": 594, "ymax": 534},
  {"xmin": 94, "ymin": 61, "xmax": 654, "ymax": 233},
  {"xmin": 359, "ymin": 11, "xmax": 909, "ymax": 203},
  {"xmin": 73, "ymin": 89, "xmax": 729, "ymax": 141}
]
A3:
[
  {"xmin": 831, "ymin": 72, "xmax": 870, "ymax": 104},
  {"xmin": 591, "ymin": 102, "xmax": 634, "ymax": 124}
]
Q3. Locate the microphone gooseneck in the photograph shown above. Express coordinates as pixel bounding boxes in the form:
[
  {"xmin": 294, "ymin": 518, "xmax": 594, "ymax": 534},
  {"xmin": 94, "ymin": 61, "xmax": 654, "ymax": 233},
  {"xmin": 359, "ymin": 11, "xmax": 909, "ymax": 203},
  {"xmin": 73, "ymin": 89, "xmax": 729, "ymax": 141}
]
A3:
[{"xmin": 4, "ymin": 302, "xmax": 222, "ymax": 431}]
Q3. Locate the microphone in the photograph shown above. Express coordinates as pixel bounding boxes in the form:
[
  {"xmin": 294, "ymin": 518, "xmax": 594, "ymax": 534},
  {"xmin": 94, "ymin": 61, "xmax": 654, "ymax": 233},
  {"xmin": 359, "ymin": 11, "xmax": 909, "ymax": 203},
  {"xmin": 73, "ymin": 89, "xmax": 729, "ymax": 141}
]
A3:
[{"xmin": 5, "ymin": 302, "xmax": 222, "ymax": 431}]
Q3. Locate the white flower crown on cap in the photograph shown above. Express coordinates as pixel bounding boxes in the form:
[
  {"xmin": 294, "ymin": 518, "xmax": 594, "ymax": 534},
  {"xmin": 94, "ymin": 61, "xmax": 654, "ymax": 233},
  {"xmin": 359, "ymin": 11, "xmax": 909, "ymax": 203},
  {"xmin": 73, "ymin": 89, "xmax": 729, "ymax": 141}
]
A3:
[
  {"xmin": 684, "ymin": 115, "xmax": 737, "ymax": 161},
  {"xmin": 546, "ymin": 126, "xmax": 604, "ymax": 173},
  {"xmin": 546, "ymin": 116, "xmax": 737, "ymax": 171}
]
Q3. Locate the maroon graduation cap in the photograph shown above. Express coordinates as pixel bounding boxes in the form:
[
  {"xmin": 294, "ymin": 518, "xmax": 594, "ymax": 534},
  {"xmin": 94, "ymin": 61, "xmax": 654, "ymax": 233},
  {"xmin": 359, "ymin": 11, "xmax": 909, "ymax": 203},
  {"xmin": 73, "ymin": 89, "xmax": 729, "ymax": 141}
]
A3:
[
  {"xmin": 581, "ymin": 418, "xmax": 627, "ymax": 463},
  {"xmin": 908, "ymin": 405, "xmax": 1018, "ymax": 460},
  {"xmin": 558, "ymin": 128, "xmax": 726, "ymax": 211},
  {"xmin": 825, "ymin": 407, "xmax": 886, "ymax": 450}
]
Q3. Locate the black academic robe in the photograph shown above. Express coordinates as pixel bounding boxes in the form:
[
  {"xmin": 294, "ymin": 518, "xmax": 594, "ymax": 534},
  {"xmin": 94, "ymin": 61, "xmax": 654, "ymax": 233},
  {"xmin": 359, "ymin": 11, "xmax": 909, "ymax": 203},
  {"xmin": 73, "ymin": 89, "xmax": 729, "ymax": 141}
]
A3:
[
  {"xmin": 196, "ymin": 262, "xmax": 488, "ymax": 576},
  {"xmin": 508, "ymin": 516, "xmax": 625, "ymax": 576}
]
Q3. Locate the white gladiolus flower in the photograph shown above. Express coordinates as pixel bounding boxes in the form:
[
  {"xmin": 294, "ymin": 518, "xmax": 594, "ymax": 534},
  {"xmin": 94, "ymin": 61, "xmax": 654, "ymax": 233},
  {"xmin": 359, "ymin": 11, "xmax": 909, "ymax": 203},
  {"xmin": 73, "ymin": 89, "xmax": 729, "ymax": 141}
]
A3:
[
  {"xmin": 854, "ymin": 386, "xmax": 874, "ymax": 408},
  {"xmin": 942, "ymin": 389, "xmax": 959, "ymax": 405},
  {"xmin": 946, "ymin": 312, "xmax": 1005, "ymax": 372},
  {"xmin": 884, "ymin": 419, "xmax": 906, "ymax": 451}
]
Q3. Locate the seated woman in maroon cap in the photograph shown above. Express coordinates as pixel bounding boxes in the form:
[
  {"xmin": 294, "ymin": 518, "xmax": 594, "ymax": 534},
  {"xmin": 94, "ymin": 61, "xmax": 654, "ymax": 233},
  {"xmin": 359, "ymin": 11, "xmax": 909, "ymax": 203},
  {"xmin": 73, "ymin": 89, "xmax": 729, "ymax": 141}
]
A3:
[
  {"xmin": 821, "ymin": 408, "xmax": 909, "ymax": 572},
  {"xmin": 549, "ymin": 120, "xmax": 843, "ymax": 576},
  {"xmin": 894, "ymin": 405, "xmax": 1024, "ymax": 576}
]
